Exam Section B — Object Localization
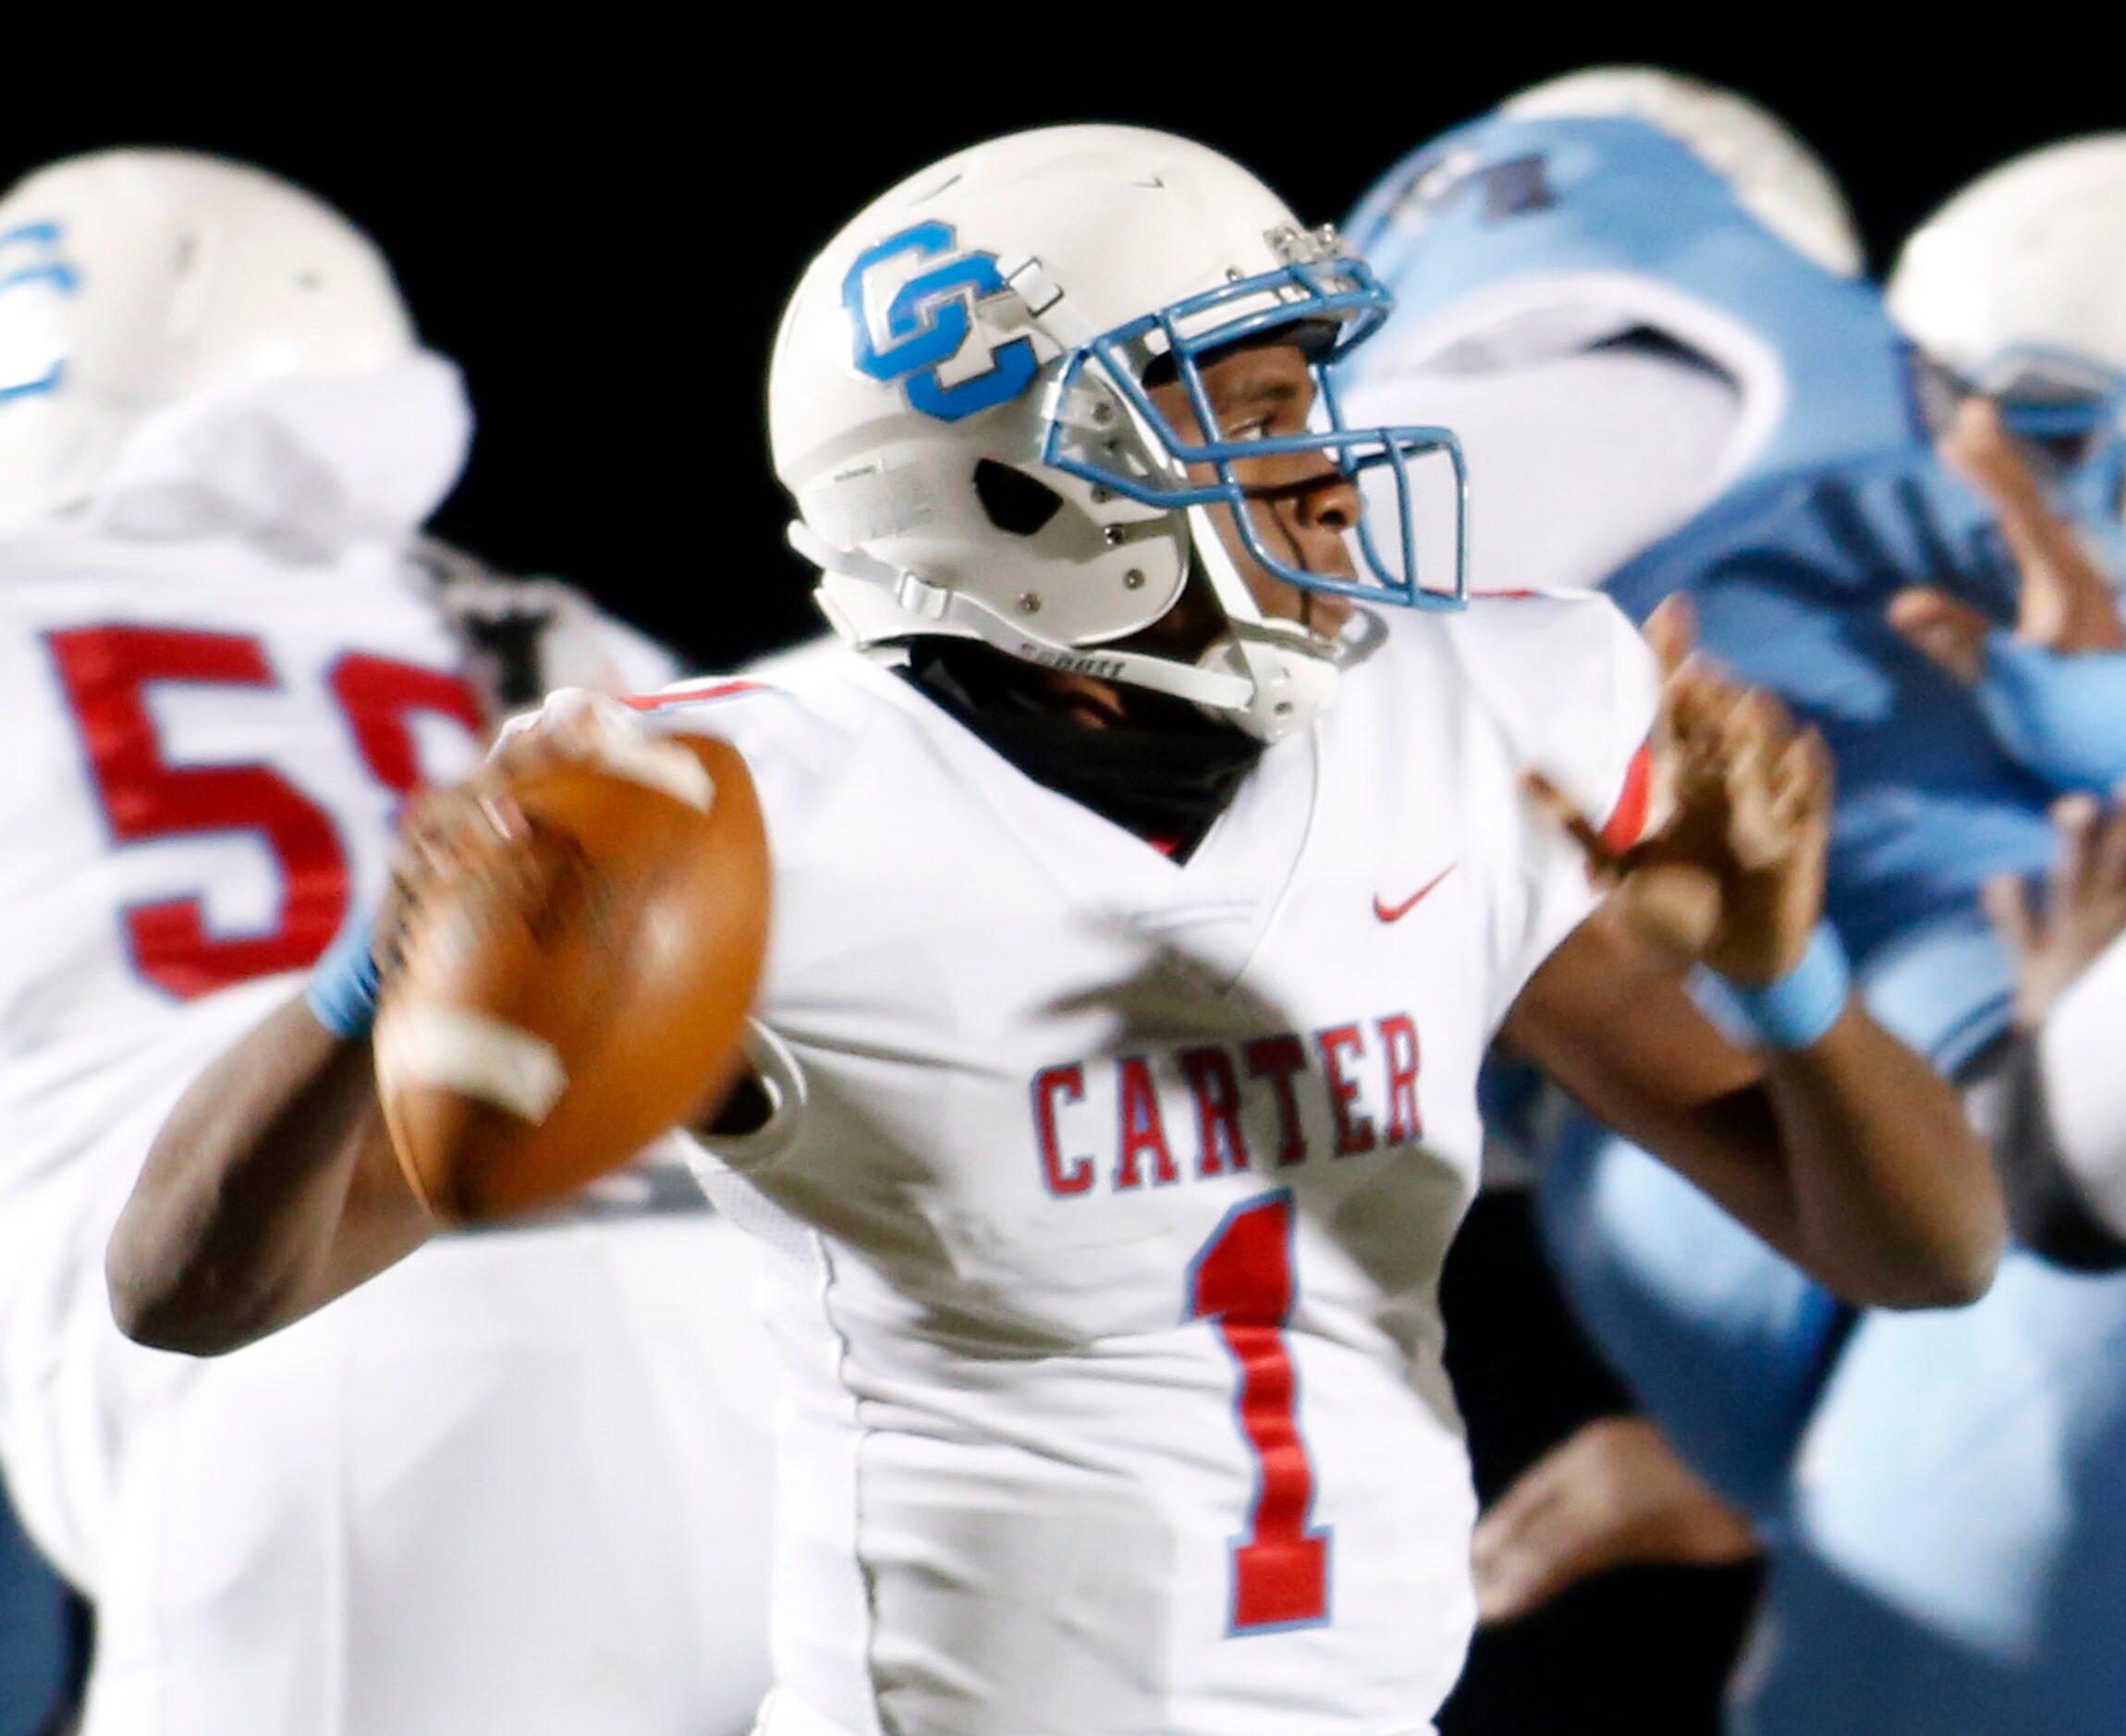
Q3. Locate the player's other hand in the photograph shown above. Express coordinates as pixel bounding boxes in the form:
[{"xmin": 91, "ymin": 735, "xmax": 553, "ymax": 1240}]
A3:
[
  {"xmin": 1471, "ymin": 1417, "xmax": 1760, "ymax": 1625},
  {"xmin": 1985, "ymin": 789, "xmax": 2126, "ymax": 1029},
  {"xmin": 1533, "ymin": 595, "xmax": 1833, "ymax": 985}
]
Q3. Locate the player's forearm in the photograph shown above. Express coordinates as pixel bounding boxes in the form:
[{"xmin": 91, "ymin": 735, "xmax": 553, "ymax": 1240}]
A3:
[
  {"xmin": 1751, "ymin": 1005, "xmax": 2004, "ymax": 1309},
  {"xmin": 107, "ymin": 994, "xmax": 429, "ymax": 1354},
  {"xmin": 1509, "ymin": 914, "xmax": 2002, "ymax": 1310}
]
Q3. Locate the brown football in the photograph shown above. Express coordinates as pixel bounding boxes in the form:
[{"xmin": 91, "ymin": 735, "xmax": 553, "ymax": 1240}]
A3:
[{"xmin": 374, "ymin": 733, "xmax": 770, "ymax": 1225}]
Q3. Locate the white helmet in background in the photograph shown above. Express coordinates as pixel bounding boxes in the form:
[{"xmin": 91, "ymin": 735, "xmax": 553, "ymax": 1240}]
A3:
[
  {"xmin": 769, "ymin": 124, "xmax": 1466, "ymax": 743},
  {"xmin": 1888, "ymin": 137, "xmax": 2126, "ymax": 376},
  {"xmin": 1504, "ymin": 66, "xmax": 1865, "ymax": 277},
  {"xmin": 1890, "ymin": 137, "xmax": 2126, "ymax": 528},
  {"xmin": 0, "ymin": 149, "xmax": 417, "ymax": 531}
]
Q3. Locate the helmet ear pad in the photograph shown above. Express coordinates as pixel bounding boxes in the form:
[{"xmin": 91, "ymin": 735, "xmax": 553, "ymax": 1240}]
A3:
[
  {"xmin": 973, "ymin": 458, "xmax": 1066, "ymax": 536},
  {"xmin": 972, "ymin": 458, "xmax": 1190, "ymax": 642}
]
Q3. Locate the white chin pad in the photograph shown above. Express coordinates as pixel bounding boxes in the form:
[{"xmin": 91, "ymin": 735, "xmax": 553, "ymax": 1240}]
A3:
[{"xmin": 1197, "ymin": 629, "xmax": 1340, "ymax": 742}]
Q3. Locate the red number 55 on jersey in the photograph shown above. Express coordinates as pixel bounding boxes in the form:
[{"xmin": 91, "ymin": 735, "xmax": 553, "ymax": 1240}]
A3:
[{"xmin": 48, "ymin": 623, "xmax": 483, "ymax": 999}]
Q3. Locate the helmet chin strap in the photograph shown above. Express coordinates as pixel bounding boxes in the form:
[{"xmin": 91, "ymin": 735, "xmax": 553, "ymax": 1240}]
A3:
[
  {"xmin": 789, "ymin": 520, "xmax": 1241, "ymax": 706},
  {"xmin": 789, "ymin": 519, "xmax": 1343, "ymax": 741},
  {"xmin": 789, "ymin": 505, "xmax": 1346, "ymax": 745}
]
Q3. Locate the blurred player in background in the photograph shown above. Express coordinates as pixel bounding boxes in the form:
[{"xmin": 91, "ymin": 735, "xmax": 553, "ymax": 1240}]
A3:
[
  {"xmin": 1887, "ymin": 136, "xmax": 2126, "ymax": 1256},
  {"xmin": 1343, "ymin": 60, "xmax": 2051, "ymax": 1522},
  {"xmin": 1341, "ymin": 78, "xmax": 2126, "ymax": 1731},
  {"xmin": 0, "ymin": 152, "xmax": 774, "ymax": 1734},
  {"xmin": 105, "ymin": 124, "xmax": 2002, "ymax": 1736}
]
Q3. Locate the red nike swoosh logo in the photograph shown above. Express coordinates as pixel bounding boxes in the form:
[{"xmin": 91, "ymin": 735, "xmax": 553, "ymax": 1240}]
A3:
[{"xmin": 1374, "ymin": 864, "xmax": 1457, "ymax": 923}]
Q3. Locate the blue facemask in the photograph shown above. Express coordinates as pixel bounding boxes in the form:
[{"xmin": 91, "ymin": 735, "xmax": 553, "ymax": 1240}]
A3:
[{"xmin": 1039, "ymin": 249, "xmax": 1468, "ymax": 613}]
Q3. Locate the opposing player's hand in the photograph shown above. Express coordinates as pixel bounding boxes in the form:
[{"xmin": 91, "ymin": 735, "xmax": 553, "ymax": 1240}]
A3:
[
  {"xmin": 1472, "ymin": 1417, "xmax": 1760, "ymax": 1625},
  {"xmin": 1890, "ymin": 397, "xmax": 2126, "ymax": 676},
  {"xmin": 1533, "ymin": 595, "xmax": 1833, "ymax": 985},
  {"xmin": 1985, "ymin": 789, "xmax": 2126, "ymax": 1029},
  {"xmin": 1887, "ymin": 587, "xmax": 1995, "ymax": 686}
]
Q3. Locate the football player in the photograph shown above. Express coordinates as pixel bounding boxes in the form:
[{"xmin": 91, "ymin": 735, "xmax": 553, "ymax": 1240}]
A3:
[
  {"xmin": 1342, "ymin": 67, "xmax": 2055, "ymax": 1523},
  {"xmin": 107, "ymin": 126, "xmax": 1998, "ymax": 1736},
  {"xmin": 1701, "ymin": 147, "xmax": 2126, "ymax": 1735},
  {"xmin": 1888, "ymin": 148, "xmax": 2126, "ymax": 1259},
  {"xmin": 0, "ymin": 153, "xmax": 774, "ymax": 1734},
  {"xmin": 1886, "ymin": 136, "xmax": 2126, "ymax": 799},
  {"xmin": 1343, "ymin": 79, "xmax": 2126, "ymax": 1732}
]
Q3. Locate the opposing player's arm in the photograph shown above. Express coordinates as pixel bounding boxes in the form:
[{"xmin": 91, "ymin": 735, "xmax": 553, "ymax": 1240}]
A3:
[
  {"xmin": 107, "ymin": 994, "xmax": 430, "ymax": 1354},
  {"xmin": 1502, "ymin": 598, "xmax": 2004, "ymax": 1310}
]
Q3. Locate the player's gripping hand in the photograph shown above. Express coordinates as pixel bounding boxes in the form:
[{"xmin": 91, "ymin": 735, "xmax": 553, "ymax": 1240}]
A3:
[
  {"xmin": 1533, "ymin": 594, "xmax": 1834, "ymax": 987},
  {"xmin": 372, "ymin": 692, "xmax": 681, "ymax": 984}
]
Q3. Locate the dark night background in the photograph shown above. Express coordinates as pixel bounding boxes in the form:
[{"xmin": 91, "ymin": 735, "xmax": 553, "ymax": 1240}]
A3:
[{"xmin": 6, "ymin": 24, "xmax": 2111, "ymax": 1731}]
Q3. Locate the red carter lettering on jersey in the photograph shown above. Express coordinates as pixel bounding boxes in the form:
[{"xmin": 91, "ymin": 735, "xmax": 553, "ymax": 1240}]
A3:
[{"xmin": 1032, "ymin": 1014, "xmax": 1423, "ymax": 1197}]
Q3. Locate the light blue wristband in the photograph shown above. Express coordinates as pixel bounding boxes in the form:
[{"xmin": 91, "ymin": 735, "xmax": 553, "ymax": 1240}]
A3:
[
  {"xmin": 304, "ymin": 914, "xmax": 382, "ymax": 1040},
  {"xmin": 1728, "ymin": 926, "xmax": 1851, "ymax": 1052}
]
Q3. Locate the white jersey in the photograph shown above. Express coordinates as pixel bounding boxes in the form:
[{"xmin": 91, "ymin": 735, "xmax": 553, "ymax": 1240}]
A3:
[
  {"xmin": 0, "ymin": 363, "xmax": 776, "ymax": 1734},
  {"xmin": 0, "ymin": 531, "xmax": 483, "ymax": 1131},
  {"xmin": 0, "ymin": 528, "xmax": 488, "ymax": 1537},
  {"xmin": 635, "ymin": 598, "xmax": 1655, "ymax": 1736}
]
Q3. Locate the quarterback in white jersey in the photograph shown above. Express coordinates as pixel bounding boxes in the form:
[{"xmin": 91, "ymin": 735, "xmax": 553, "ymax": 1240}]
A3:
[
  {"xmin": 0, "ymin": 153, "xmax": 774, "ymax": 1733},
  {"xmin": 112, "ymin": 127, "xmax": 2002, "ymax": 1735}
]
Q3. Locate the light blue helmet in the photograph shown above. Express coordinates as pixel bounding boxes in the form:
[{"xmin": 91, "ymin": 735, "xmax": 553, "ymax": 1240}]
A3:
[
  {"xmin": 1345, "ymin": 74, "xmax": 1900, "ymax": 492},
  {"xmin": 1502, "ymin": 67, "xmax": 1863, "ymax": 277}
]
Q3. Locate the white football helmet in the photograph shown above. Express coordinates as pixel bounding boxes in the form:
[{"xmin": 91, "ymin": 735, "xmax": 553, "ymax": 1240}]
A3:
[
  {"xmin": 1890, "ymin": 137, "xmax": 2126, "ymax": 531},
  {"xmin": 0, "ymin": 149, "xmax": 416, "ymax": 531},
  {"xmin": 769, "ymin": 124, "xmax": 1466, "ymax": 743},
  {"xmin": 1503, "ymin": 67, "xmax": 1864, "ymax": 278},
  {"xmin": 1889, "ymin": 137, "xmax": 2126, "ymax": 377}
]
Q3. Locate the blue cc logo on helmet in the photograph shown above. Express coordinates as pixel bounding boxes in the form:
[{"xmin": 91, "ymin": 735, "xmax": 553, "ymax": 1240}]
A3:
[
  {"xmin": 0, "ymin": 223, "xmax": 79, "ymax": 403},
  {"xmin": 844, "ymin": 221, "xmax": 1037, "ymax": 422}
]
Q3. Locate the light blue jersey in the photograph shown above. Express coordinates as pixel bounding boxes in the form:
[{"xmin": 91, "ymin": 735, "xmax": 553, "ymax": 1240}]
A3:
[
  {"xmin": 1732, "ymin": 1256, "xmax": 2126, "ymax": 1736},
  {"xmin": 0, "ymin": 1486, "xmax": 71, "ymax": 1736},
  {"xmin": 1349, "ymin": 112, "xmax": 2059, "ymax": 1065},
  {"xmin": 1348, "ymin": 112, "xmax": 2126, "ymax": 1733},
  {"xmin": 1976, "ymin": 634, "xmax": 2126, "ymax": 795}
]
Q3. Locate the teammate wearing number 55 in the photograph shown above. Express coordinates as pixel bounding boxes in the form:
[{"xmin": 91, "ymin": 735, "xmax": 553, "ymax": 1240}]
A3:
[
  {"xmin": 0, "ymin": 153, "xmax": 775, "ymax": 1732},
  {"xmin": 115, "ymin": 127, "xmax": 2004, "ymax": 1735}
]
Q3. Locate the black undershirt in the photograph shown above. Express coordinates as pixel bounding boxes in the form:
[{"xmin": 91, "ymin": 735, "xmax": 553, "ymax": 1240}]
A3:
[{"xmin": 900, "ymin": 639, "xmax": 1262, "ymax": 861}]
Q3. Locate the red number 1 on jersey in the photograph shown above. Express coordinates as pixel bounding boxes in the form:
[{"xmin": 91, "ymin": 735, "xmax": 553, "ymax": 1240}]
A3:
[{"xmin": 1185, "ymin": 1189, "xmax": 1331, "ymax": 1632}]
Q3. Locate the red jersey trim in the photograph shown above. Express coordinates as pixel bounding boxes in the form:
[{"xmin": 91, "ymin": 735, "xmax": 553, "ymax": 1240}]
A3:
[
  {"xmin": 1597, "ymin": 740, "xmax": 1654, "ymax": 855},
  {"xmin": 621, "ymin": 679, "xmax": 771, "ymax": 712}
]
